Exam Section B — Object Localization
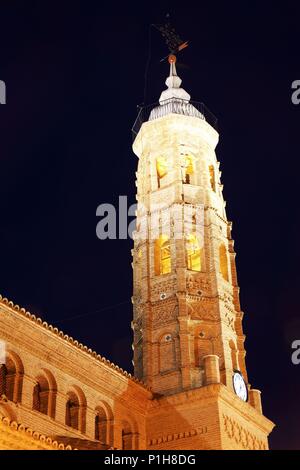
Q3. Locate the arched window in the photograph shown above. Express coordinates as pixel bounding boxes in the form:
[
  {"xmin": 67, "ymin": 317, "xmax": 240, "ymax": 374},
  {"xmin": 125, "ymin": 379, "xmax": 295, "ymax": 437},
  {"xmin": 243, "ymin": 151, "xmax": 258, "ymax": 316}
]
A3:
[
  {"xmin": 65, "ymin": 388, "xmax": 86, "ymax": 433},
  {"xmin": 95, "ymin": 407, "xmax": 107, "ymax": 443},
  {"xmin": 209, "ymin": 165, "xmax": 216, "ymax": 192},
  {"xmin": 33, "ymin": 375, "xmax": 50, "ymax": 415},
  {"xmin": 5, "ymin": 357, "xmax": 16, "ymax": 401},
  {"xmin": 0, "ymin": 353, "xmax": 23, "ymax": 403},
  {"xmin": 181, "ymin": 154, "xmax": 194, "ymax": 184},
  {"xmin": 219, "ymin": 243, "xmax": 229, "ymax": 281},
  {"xmin": 159, "ymin": 334, "xmax": 175, "ymax": 373},
  {"xmin": 33, "ymin": 371, "xmax": 56, "ymax": 418},
  {"xmin": 156, "ymin": 157, "xmax": 168, "ymax": 188},
  {"xmin": 66, "ymin": 391, "xmax": 80, "ymax": 430},
  {"xmin": 154, "ymin": 235, "xmax": 171, "ymax": 275},
  {"xmin": 186, "ymin": 233, "xmax": 202, "ymax": 272},
  {"xmin": 95, "ymin": 403, "xmax": 113, "ymax": 447},
  {"xmin": 33, "ymin": 383, "xmax": 41, "ymax": 412},
  {"xmin": 122, "ymin": 421, "xmax": 133, "ymax": 450}
]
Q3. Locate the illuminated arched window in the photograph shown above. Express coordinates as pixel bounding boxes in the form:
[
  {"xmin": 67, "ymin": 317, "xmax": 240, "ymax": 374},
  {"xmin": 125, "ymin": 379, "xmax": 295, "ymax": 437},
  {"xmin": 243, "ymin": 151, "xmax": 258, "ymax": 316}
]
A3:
[
  {"xmin": 186, "ymin": 233, "xmax": 202, "ymax": 272},
  {"xmin": 219, "ymin": 243, "xmax": 229, "ymax": 281},
  {"xmin": 181, "ymin": 154, "xmax": 194, "ymax": 184},
  {"xmin": 156, "ymin": 157, "xmax": 168, "ymax": 188},
  {"xmin": 154, "ymin": 235, "xmax": 171, "ymax": 275},
  {"xmin": 209, "ymin": 165, "xmax": 216, "ymax": 192}
]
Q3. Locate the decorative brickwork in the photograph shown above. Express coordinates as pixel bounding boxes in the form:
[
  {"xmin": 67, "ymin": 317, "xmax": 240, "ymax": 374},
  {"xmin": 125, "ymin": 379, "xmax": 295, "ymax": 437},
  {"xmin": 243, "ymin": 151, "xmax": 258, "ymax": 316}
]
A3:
[
  {"xmin": 223, "ymin": 414, "xmax": 267, "ymax": 450},
  {"xmin": 0, "ymin": 62, "xmax": 275, "ymax": 450}
]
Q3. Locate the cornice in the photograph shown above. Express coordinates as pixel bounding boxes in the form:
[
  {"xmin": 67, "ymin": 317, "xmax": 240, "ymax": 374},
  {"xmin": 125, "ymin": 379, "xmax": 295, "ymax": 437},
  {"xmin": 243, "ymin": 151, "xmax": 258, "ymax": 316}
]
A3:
[
  {"xmin": 0, "ymin": 294, "xmax": 151, "ymax": 393},
  {"xmin": 0, "ymin": 415, "xmax": 75, "ymax": 450}
]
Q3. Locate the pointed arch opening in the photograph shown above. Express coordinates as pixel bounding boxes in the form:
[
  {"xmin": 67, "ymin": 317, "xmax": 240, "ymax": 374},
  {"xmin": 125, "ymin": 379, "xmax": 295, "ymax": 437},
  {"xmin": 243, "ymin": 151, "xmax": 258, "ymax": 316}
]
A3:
[{"xmin": 154, "ymin": 235, "xmax": 171, "ymax": 275}]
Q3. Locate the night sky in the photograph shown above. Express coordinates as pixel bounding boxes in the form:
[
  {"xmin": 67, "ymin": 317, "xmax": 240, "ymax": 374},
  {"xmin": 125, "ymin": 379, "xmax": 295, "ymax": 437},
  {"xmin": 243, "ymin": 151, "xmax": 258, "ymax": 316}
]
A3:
[{"xmin": 0, "ymin": 0, "xmax": 299, "ymax": 450}]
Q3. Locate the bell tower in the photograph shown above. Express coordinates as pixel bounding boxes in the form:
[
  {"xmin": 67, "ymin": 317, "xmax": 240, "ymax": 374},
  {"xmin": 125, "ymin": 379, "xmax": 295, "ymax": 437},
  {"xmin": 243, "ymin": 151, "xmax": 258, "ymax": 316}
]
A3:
[
  {"xmin": 131, "ymin": 55, "xmax": 274, "ymax": 449},
  {"xmin": 132, "ymin": 56, "xmax": 247, "ymax": 395}
]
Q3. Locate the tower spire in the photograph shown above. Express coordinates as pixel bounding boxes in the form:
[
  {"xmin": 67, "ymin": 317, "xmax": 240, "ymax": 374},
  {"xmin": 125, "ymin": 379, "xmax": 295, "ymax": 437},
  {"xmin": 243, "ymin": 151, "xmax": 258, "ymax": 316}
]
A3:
[
  {"xmin": 159, "ymin": 54, "xmax": 191, "ymax": 104},
  {"xmin": 166, "ymin": 55, "xmax": 181, "ymax": 88}
]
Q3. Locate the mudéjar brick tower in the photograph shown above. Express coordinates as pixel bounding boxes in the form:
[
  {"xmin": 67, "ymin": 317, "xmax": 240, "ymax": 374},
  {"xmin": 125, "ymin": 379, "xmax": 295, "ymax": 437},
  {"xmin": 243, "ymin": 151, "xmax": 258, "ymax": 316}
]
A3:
[
  {"xmin": 0, "ymin": 54, "xmax": 274, "ymax": 451},
  {"xmin": 131, "ymin": 55, "xmax": 274, "ymax": 448}
]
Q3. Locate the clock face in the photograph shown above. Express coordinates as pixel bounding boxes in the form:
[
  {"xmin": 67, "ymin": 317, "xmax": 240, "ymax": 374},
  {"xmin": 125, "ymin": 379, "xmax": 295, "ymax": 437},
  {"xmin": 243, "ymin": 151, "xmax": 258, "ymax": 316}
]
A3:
[{"xmin": 232, "ymin": 371, "xmax": 248, "ymax": 402}]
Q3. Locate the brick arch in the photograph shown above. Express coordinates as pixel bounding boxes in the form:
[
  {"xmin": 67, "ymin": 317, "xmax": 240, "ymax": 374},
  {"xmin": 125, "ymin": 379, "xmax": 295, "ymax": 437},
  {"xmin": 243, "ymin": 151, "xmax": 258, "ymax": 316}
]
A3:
[
  {"xmin": 33, "ymin": 369, "xmax": 57, "ymax": 418},
  {"xmin": 95, "ymin": 401, "xmax": 114, "ymax": 447},
  {"xmin": 70, "ymin": 384, "xmax": 87, "ymax": 407},
  {"xmin": 120, "ymin": 414, "xmax": 139, "ymax": 450},
  {"xmin": 40, "ymin": 368, "xmax": 57, "ymax": 391},
  {"xmin": 5, "ymin": 350, "xmax": 24, "ymax": 375},
  {"xmin": 1, "ymin": 350, "xmax": 24, "ymax": 403},
  {"xmin": 65, "ymin": 385, "xmax": 87, "ymax": 433}
]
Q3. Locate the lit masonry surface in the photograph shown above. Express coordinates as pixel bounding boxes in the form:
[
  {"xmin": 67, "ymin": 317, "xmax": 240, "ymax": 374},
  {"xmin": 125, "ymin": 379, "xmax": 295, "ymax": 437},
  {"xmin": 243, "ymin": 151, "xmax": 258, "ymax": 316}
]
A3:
[
  {"xmin": 132, "ymin": 59, "xmax": 247, "ymax": 393},
  {"xmin": 0, "ymin": 60, "xmax": 274, "ymax": 450},
  {"xmin": 131, "ymin": 58, "xmax": 274, "ymax": 446}
]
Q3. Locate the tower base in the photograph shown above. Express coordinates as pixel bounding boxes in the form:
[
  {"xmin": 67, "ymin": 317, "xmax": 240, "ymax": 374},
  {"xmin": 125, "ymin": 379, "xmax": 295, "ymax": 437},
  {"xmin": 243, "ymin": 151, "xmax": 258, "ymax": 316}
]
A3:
[{"xmin": 146, "ymin": 384, "xmax": 274, "ymax": 450}]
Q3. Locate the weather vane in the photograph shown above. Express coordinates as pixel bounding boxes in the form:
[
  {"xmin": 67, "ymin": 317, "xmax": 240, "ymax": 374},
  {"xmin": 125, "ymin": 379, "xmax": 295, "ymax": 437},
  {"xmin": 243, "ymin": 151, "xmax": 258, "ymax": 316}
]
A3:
[
  {"xmin": 142, "ymin": 15, "xmax": 189, "ymax": 105},
  {"xmin": 152, "ymin": 14, "xmax": 189, "ymax": 64}
]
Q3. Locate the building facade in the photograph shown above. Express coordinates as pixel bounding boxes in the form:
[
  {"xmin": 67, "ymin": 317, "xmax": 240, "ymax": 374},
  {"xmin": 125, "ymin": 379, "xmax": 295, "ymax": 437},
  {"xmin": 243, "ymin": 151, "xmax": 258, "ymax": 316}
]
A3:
[{"xmin": 0, "ymin": 59, "xmax": 274, "ymax": 450}]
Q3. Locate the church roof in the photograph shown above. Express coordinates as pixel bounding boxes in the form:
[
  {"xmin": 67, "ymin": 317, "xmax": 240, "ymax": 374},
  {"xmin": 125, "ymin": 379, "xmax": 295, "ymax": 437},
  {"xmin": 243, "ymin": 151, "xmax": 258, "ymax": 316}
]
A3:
[
  {"xmin": 0, "ymin": 413, "xmax": 75, "ymax": 450},
  {"xmin": 0, "ymin": 294, "xmax": 151, "ymax": 392}
]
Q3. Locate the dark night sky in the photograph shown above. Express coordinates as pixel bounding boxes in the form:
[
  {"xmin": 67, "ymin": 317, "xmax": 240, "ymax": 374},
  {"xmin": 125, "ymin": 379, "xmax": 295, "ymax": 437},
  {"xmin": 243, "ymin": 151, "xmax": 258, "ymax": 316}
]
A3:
[{"xmin": 0, "ymin": 0, "xmax": 299, "ymax": 450}]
